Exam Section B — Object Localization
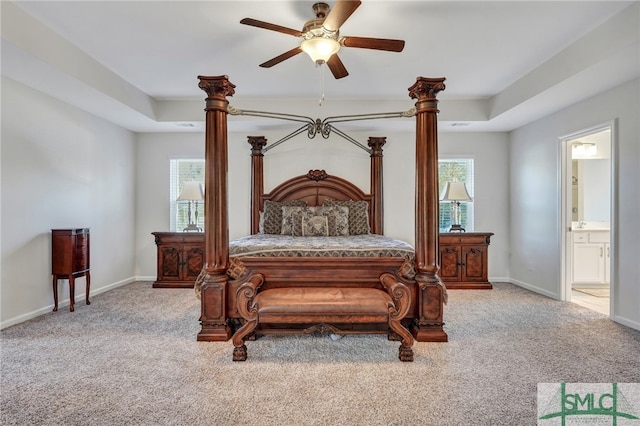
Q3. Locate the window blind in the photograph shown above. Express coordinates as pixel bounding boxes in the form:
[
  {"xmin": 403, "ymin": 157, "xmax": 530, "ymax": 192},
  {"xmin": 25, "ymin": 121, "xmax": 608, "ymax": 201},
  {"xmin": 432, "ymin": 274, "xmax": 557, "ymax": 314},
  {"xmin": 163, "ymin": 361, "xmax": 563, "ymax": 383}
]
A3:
[
  {"xmin": 169, "ymin": 159, "xmax": 205, "ymax": 232},
  {"xmin": 438, "ymin": 158, "xmax": 475, "ymax": 232}
]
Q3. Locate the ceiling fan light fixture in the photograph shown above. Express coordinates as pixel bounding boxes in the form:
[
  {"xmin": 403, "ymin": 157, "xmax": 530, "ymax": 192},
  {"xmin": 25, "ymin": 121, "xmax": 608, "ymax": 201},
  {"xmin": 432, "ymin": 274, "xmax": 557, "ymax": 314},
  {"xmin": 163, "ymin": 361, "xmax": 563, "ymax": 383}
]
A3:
[
  {"xmin": 240, "ymin": 0, "xmax": 403, "ymax": 78},
  {"xmin": 300, "ymin": 37, "xmax": 340, "ymax": 63}
]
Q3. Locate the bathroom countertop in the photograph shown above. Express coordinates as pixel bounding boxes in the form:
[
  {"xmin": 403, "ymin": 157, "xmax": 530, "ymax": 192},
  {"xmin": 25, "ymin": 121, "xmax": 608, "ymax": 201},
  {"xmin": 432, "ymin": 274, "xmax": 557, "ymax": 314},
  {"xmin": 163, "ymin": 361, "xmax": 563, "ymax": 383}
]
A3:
[{"xmin": 571, "ymin": 221, "xmax": 610, "ymax": 232}]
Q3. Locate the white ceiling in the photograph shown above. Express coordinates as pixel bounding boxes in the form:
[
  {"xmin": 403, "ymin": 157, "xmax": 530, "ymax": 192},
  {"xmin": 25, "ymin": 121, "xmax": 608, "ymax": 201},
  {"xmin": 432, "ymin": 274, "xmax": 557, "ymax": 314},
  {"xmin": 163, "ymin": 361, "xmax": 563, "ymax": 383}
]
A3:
[{"xmin": 2, "ymin": 1, "xmax": 639, "ymax": 134}]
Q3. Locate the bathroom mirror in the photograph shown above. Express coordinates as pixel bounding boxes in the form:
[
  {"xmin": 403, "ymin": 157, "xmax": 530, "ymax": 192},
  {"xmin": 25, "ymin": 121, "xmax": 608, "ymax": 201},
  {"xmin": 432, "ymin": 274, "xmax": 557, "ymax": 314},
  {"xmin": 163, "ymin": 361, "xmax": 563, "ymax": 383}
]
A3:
[{"xmin": 570, "ymin": 129, "xmax": 611, "ymax": 223}]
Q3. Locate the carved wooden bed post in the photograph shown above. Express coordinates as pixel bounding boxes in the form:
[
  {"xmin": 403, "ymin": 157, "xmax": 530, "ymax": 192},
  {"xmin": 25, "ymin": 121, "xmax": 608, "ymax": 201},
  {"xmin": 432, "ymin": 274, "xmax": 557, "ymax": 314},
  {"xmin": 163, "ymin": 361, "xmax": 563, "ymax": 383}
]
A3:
[
  {"xmin": 409, "ymin": 77, "xmax": 448, "ymax": 342},
  {"xmin": 368, "ymin": 137, "xmax": 385, "ymax": 235},
  {"xmin": 248, "ymin": 136, "xmax": 267, "ymax": 235},
  {"xmin": 196, "ymin": 75, "xmax": 236, "ymax": 341}
]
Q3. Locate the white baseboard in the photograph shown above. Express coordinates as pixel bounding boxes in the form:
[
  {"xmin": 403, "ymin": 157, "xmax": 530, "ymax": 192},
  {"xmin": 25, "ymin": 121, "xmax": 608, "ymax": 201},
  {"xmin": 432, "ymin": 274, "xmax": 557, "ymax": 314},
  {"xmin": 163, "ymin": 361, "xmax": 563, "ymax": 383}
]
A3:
[
  {"xmin": 610, "ymin": 314, "xmax": 640, "ymax": 331},
  {"xmin": 4, "ymin": 275, "xmax": 637, "ymax": 333},
  {"xmin": 507, "ymin": 278, "xmax": 639, "ymax": 332},
  {"xmin": 0, "ymin": 276, "xmax": 136, "ymax": 330},
  {"xmin": 503, "ymin": 278, "xmax": 559, "ymax": 299}
]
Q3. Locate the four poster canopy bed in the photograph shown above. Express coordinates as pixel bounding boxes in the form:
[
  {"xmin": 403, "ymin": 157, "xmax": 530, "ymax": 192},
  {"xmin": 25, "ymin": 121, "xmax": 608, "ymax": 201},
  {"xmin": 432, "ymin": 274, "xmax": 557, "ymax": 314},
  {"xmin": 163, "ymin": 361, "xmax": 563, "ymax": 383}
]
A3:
[{"xmin": 195, "ymin": 75, "xmax": 447, "ymax": 362}]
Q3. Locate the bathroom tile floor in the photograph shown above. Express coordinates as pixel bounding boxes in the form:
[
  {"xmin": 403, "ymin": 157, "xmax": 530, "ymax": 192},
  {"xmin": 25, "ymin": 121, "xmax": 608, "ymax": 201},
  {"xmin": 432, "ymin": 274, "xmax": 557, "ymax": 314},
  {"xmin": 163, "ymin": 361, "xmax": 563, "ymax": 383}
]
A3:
[{"xmin": 571, "ymin": 289, "xmax": 610, "ymax": 316}]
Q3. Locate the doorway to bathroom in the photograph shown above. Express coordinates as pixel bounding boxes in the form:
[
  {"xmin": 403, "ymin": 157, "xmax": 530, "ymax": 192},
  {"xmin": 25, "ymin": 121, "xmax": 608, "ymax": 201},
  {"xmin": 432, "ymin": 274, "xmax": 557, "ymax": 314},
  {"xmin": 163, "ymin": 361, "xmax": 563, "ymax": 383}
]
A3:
[{"xmin": 560, "ymin": 122, "xmax": 615, "ymax": 316}]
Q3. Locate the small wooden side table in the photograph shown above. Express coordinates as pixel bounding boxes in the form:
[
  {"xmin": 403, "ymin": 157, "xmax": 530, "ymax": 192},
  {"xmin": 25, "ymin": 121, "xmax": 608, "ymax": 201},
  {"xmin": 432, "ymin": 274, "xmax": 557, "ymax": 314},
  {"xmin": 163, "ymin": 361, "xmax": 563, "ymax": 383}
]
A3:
[
  {"xmin": 152, "ymin": 232, "xmax": 204, "ymax": 288},
  {"xmin": 439, "ymin": 232, "xmax": 493, "ymax": 289},
  {"xmin": 52, "ymin": 228, "xmax": 91, "ymax": 312}
]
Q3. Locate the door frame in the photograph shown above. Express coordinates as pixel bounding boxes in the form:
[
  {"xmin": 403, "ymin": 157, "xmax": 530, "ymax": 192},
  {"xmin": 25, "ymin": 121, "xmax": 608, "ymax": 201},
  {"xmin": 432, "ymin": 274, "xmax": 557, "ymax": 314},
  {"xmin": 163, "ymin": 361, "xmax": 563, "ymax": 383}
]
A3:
[{"xmin": 558, "ymin": 120, "xmax": 616, "ymax": 315}]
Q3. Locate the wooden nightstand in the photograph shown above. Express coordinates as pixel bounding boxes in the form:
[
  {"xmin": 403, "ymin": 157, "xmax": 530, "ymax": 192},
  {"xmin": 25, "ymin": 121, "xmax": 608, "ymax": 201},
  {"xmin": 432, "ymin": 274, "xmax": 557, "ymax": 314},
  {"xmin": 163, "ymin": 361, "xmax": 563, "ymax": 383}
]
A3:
[
  {"xmin": 439, "ymin": 232, "xmax": 493, "ymax": 289},
  {"xmin": 152, "ymin": 232, "xmax": 204, "ymax": 288}
]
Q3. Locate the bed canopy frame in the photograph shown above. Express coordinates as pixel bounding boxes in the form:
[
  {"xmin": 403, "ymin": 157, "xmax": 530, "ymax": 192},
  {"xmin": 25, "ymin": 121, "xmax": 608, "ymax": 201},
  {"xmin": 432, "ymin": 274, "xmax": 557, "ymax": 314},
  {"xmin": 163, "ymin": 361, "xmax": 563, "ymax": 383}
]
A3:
[
  {"xmin": 196, "ymin": 75, "xmax": 447, "ymax": 343},
  {"xmin": 227, "ymin": 105, "xmax": 417, "ymax": 154}
]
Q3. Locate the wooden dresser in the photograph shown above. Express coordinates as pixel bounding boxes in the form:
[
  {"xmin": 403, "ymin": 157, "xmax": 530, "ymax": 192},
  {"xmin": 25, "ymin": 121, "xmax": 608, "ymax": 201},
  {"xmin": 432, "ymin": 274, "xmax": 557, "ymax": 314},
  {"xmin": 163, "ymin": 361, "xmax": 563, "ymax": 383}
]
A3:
[
  {"xmin": 51, "ymin": 228, "xmax": 90, "ymax": 312},
  {"xmin": 152, "ymin": 232, "xmax": 204, "ymax": 288},
  {"xmin": 439, "ymin": 232, "xmax": 493, "ymax": 289}
]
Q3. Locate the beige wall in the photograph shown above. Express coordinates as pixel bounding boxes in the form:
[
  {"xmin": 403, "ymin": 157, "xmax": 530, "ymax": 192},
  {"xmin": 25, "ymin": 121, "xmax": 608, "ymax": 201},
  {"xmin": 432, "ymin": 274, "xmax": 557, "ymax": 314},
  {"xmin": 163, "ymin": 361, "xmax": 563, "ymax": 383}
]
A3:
[
  {"xmin": 3, "ymin": 74, "xmax": 637, "ymax": 332},
  {"xmin": 510, "ymin": 78, "xmax": 639, "ymax": 329},
  {"xmin": 135, "ymin": 128, "xmax": 510, "ymax": 281},
  {"xmin": 1, "ymin": 77, "xmax": 137, "ymax": 327}
]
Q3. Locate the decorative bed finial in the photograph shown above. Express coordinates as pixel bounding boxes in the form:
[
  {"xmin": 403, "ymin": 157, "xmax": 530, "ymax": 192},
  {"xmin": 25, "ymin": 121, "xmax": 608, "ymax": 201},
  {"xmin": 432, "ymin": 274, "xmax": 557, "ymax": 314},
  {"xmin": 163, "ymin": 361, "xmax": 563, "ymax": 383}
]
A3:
[
  {"xmin": 247, "ymin": 136, "xmax": 267, "ymax": 156},
  {"xmin": 368, "ymin": 137, "xmax": 386, "ymax": 156},
  {"xmin": 198, "ymin": 75, "xmax": 236, "ymax": 99},
  {"xmin": 408, "ymin": 77, "xmax": 446, "ymax": 101},
  {"xmin": 307, "ymin": 169, "xmax": 328, "ymax": 181}
]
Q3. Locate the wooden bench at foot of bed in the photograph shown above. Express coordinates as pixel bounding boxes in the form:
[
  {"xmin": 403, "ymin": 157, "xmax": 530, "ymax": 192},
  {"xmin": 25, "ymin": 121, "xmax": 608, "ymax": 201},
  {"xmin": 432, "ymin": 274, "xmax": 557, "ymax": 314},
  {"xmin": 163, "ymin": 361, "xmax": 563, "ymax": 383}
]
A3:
[{"xmin": 231, "ymin": 272, "xmax": 415, "ymax": 362}]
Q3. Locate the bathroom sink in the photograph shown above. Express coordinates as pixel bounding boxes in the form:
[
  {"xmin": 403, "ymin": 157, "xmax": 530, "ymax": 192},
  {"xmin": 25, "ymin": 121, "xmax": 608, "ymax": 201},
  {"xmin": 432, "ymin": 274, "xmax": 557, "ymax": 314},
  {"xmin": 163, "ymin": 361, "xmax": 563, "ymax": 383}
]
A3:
[{"xmin": 572, "ymin": 221, "xmax": 610, "ymax": 231}]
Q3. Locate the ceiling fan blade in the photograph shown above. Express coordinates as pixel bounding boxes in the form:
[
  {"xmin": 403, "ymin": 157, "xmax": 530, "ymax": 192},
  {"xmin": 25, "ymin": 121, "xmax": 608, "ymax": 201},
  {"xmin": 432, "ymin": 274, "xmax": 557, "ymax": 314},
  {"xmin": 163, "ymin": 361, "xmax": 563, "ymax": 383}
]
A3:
[
  {"xmin": 340, "ymin": 36, "xmax": 405, "ymax": 52},
  {"xmin": 240, "ymin": 18, "xmax": 302, "ymax": 37},
  {"xmin": 322, "ymin": 0, "xmax": 362, "ymax": 32},
  {"xmin": 259, "ymin": 47, "xmax": 303, "ymax": 68},
  {"xmin": 326, "ymin": 54, "xmax": 349, "ymax": 79}
]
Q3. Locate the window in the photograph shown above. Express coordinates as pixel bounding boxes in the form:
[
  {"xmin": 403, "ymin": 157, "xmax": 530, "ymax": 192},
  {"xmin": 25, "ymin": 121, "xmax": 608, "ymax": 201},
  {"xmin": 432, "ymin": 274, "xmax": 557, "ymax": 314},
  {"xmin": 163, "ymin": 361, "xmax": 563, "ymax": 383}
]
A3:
[
  {"xmin": 170, "ymin": 159, "xmax": 205, "ymax": 232},
  {"xmin": 438, "ymin": 158, "xmax": 474, "ymax": 232}
]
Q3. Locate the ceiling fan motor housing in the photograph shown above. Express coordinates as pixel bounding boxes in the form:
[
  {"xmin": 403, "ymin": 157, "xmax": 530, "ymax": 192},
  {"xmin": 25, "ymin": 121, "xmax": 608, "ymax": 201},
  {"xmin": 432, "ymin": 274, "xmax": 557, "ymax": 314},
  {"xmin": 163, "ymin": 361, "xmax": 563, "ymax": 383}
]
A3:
[
  {"xmin": 312, "ymin": 2, "xmax": 331, "ymax": 18},
  {"xmin": 303, "ymin": 19, "xmax": 338, "ymax": 40}
]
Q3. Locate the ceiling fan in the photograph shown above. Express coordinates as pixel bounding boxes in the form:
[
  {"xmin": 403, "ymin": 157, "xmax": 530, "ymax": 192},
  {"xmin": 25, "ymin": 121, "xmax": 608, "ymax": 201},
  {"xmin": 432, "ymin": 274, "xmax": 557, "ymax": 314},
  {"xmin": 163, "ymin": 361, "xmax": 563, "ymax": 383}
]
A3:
[{"xmin": 240, "ymin": 0, "xmax": 405, "ymax": 79}]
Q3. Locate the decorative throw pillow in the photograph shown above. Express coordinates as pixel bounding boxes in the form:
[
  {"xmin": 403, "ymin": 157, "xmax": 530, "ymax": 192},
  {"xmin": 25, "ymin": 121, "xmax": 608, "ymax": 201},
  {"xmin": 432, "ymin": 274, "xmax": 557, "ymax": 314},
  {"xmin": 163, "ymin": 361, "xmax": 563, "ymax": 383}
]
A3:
[
  {"xmin": 290, "ymin": 206, "xmax": 349, "ymax": 237},
  {"xmin": 291, "ymin": 209, "xmax": 306, "ymax": 237},
  {"xmin": 320, "ymin": 205, "xmax": 349, "ymax": 236},
  {"xmin": 258, "ymin": 211, "xmax": 265, "ymax": 233},
  {"xmin": 262, "ymin": 200, "xmax": 306, "ymax": 234},
  {"xmin": 281, "ymin": 205, "xmax": 306, "ymax": 235},
  {"xmin": 324, "ymin": 200, "xmax": 370, "ymax": 235},
  {"xmin": 301, "ymin": 215, "xmax": 329, "ymax": 236}
]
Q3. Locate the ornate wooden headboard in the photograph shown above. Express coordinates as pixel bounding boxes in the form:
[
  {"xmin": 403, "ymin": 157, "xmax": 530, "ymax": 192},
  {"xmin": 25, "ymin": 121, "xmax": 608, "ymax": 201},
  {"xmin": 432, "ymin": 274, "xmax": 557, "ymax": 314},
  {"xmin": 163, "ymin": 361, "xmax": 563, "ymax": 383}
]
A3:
[
  {"xmin": 247, "ymin": 136, "xmax": 386, "ymax": 235},
  {"xmin": 266, "ymin": 168, "xmax": 374, "ymax": 220}
]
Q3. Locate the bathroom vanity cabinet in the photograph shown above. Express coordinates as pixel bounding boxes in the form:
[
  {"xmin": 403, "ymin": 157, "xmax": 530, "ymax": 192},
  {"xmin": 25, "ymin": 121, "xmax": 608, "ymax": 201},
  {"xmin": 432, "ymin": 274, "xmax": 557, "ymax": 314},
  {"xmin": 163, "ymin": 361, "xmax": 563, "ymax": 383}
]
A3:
[{"xmin": 572, "ymin": 230, "xmax": 610, "ymax": 285}]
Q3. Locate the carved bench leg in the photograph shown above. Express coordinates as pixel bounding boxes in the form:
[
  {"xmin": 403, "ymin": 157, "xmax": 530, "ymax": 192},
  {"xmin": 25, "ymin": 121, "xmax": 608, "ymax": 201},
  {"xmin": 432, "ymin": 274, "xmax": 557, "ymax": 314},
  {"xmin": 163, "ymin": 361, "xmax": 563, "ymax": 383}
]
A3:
[
  {"xmin": 380, "ymin": 273, "xmax": 415, "ymax": 362},
  {"xmin": 232, "ymin": 273, "xmax": 264, "ymax": 361},
  {"xmin": 390, "ymin": 320, "xmax": 415, "ymax": 362},
  {"xmin": 233, "ymin": 344, "xmax": 247, "ymax": 362},
  {"xmin": 231, "ymin": 319, "xmax": 257, "ymax": 362},
  {"xmin": 399, "ymin": 345, "xmax": 414, "ymax": 362}
]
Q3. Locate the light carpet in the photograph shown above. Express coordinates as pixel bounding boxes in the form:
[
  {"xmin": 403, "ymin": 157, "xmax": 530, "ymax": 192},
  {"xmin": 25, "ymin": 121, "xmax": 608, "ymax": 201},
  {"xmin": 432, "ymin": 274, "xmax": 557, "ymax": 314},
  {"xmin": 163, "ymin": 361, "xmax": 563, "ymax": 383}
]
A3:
[{"xmin": 1, "ymin": 282, "xmax": 639, "ymax": 425}]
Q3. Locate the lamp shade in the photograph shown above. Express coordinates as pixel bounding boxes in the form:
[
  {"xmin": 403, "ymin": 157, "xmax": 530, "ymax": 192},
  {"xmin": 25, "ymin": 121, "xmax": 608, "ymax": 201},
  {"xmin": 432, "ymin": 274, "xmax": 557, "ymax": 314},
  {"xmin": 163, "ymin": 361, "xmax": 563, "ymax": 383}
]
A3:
[
  {"xmin": 177, "ymin": 181, "xmax": 204, "ymax": 201},
  {"xmin": 300, "ymin": 37, "xmax": 340, "ymax": 63},
  {"xmin": 440, "ymin": 182, "xmax": 472, "ymax": 202}
]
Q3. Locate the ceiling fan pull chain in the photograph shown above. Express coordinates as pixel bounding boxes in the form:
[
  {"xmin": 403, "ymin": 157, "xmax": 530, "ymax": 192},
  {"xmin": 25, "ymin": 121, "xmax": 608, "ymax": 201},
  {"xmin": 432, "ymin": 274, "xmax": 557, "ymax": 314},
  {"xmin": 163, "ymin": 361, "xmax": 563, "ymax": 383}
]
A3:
[{"xmin": 318, "ymin": 63, "xmax": 326, "ymax": 107}]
